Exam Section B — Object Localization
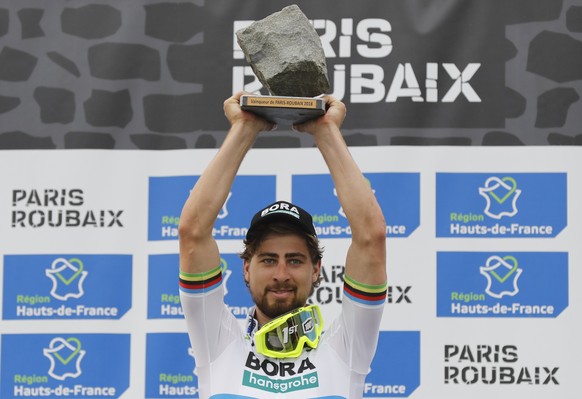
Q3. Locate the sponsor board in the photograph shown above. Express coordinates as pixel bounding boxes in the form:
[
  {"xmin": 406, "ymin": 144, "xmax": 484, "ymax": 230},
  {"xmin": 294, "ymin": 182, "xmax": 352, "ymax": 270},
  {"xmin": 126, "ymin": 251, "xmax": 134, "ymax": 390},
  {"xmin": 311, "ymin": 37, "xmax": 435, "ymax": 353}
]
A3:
[
  {"xmin": 2, "ymin": 255, "xmax": 132, "ymax": 320},
  {"xmin": 145, "ymin": 333, "xmax": 198, "ymax": 398},
  {"xmin": 292, "ymin": 173, "xmax": 419, "ymax": 238},
  {"xmin": 444, "ymin": 344, "xmax": 560, "ymax": 385},
  {"xmin": 436, "ymin": 173, "xmax": 567, "ymax": 237},
  {"xmin": 229, "ymin": 1, "xmax": 504, "ymax": 130},
  {"xmin": 148, "ymin": 175, "xmax": 276, "ymax": 241},
  {"xmin": 10, "ymin": 188, "xmax": 124, "ymax": 229},
  {"xmin": 0, "ymin": 334, "xmax": 130, "ymax": 398},
  {"xmin": 437, "ymin": 252, "xmax": 568, "ymax": 318},
  {"xmin": 364, "ymin": 331, "xmax": 420, "ymax": 397},
  {"xmin": 148, "ymin": 254, "xmax": 252, "ymax": 319},
  {"xmin": 308, "ymin": 264, "xmax": 412, "ymax": 307}
]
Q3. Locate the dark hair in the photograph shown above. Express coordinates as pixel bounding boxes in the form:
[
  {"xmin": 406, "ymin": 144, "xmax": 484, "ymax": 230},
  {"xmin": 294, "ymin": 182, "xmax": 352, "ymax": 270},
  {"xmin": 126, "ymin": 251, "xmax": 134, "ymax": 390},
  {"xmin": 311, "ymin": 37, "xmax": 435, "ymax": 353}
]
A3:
[{"xmin": 240, "ymin": 221, "xmax": 323, "ymax": 264}]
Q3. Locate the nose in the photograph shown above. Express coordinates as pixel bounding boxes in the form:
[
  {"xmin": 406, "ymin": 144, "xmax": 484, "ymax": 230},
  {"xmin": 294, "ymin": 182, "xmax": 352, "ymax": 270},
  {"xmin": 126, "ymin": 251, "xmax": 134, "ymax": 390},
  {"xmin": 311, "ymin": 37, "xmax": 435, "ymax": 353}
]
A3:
[{"xmin": 273, "ymin": 260, "xmax": 291, "ymax": 281}]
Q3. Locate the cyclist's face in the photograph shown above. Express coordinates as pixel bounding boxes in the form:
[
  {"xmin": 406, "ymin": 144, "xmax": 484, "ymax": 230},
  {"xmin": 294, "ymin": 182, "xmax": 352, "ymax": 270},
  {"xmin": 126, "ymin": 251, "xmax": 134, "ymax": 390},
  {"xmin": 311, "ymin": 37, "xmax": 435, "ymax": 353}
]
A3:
[{"xmin": 244, "ymin": 233, "xmax": 320, "ymax": 326}]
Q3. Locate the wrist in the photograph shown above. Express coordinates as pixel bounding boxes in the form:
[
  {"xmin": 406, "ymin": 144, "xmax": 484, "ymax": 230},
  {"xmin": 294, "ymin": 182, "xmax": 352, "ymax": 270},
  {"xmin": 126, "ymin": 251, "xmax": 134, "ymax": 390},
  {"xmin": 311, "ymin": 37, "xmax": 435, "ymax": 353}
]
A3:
[
  {"xmin": 227, "ymin": 120, "xmax": 261, "ymax": 144},
  {"xmin": 312, "ymin": 125, "xmax": 343, "ymax": 145}
]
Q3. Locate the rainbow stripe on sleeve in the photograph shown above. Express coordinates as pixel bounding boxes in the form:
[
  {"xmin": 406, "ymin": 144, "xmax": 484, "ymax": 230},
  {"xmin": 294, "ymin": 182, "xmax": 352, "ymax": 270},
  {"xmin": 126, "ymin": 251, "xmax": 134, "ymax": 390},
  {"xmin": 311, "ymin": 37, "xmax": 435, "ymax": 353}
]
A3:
[
  {"xmin": 343, "ymin": 274, "xmax": 387, "ymax": 306},
  {"xmin": 179, "ymin": 265, "xmax": 223, "ymax": 295}
]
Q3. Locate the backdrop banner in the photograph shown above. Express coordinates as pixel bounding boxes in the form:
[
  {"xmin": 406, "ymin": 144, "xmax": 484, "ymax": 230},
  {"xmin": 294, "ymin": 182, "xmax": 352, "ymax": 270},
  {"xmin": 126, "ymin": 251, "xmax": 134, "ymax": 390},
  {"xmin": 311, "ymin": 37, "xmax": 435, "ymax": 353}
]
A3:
[
  {"xmin": 0, "ymin": 146, "xmax": 580, "ymax": 398},
  {"xmin": 0, "ymin": 0, "xmax": 581, "ymax": 148},
  {"xmin": 1, "ymin": 1, "xmax": 581, "ymax": 398}
]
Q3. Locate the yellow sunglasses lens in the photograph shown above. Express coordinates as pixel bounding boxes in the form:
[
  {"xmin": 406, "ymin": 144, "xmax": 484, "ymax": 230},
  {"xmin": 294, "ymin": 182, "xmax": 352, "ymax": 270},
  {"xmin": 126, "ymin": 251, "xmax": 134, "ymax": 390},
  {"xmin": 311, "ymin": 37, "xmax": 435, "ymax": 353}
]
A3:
[{"xmin": 255, "ymin": 305, "xmax": 323, "ymax": 358}]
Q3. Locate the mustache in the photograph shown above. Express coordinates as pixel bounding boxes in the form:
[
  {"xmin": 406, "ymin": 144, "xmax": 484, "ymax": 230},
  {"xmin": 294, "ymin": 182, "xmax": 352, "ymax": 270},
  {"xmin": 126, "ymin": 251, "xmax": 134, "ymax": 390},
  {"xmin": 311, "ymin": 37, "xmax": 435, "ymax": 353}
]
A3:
[{"xmin": 266, "ymin": 283, "xmax": 297, "ymax": 291}]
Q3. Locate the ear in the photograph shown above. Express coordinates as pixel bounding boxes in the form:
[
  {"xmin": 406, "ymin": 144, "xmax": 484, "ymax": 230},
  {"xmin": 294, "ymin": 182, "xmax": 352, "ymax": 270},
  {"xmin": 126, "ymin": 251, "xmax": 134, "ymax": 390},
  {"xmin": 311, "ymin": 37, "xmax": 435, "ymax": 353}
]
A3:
[
  {"xmin": 312, "ymin": 260, "xmax": 322, "ymax": 283},
  {"xmin": 243, "ymin": 259, "xmax": 251, "ymax": 283}
]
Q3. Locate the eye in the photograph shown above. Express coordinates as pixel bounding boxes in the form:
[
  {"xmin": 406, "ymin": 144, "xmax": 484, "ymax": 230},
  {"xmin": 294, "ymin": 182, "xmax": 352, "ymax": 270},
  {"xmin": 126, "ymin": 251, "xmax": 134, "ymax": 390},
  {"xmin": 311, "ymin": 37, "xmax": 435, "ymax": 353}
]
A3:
[
  {"xmin": 288, "ymin": 258, "xmax": 304, "ymax": 265},
  {"xmin": 261, "ymin": 258, "xmax": 276, "ymax": 265}
]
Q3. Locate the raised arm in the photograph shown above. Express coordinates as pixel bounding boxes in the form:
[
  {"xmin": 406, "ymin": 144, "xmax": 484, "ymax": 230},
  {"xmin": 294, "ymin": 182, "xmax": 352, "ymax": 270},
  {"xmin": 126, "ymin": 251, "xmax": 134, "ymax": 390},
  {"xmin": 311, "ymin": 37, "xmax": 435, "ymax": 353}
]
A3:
[
  {"xmin": 178, "ymin": 92, "xmax": 274, "ymax": 274},
  {"xmin": 293, "ymin": 96, "xmax": 387, "ymax": 286}
]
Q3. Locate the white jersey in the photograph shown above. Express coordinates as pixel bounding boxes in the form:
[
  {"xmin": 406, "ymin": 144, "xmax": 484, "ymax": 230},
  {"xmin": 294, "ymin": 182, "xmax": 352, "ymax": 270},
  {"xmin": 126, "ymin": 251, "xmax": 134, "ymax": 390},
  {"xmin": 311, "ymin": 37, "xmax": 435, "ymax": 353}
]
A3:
[{"xmin": 180, "ymin": 266, "xmax": 386, "ymax": 399}]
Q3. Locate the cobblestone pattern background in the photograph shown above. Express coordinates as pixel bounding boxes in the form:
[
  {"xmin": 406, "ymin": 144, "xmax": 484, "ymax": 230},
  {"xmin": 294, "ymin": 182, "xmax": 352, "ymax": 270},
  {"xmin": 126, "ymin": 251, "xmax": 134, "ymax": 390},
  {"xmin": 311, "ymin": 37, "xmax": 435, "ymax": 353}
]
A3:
[{"xmin": 0, "ymin": 0, "xmax": 581, "ymax": 149}]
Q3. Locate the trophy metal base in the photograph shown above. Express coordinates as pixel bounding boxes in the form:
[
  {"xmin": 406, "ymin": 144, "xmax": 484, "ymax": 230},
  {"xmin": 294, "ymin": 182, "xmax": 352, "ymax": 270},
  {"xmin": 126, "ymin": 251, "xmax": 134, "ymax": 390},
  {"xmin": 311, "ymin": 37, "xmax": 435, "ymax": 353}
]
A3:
[{"xmin": 240, "ymin": 95, "xmax": 326, "ymax": 125}]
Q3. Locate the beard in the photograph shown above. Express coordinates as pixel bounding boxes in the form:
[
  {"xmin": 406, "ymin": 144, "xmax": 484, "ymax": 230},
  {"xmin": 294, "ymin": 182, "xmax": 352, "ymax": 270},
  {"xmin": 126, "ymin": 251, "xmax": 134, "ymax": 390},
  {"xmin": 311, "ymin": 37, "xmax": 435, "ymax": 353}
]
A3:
[{"xmin": 250, "ymin": 283, "xmax": 306, "ymax": 319}]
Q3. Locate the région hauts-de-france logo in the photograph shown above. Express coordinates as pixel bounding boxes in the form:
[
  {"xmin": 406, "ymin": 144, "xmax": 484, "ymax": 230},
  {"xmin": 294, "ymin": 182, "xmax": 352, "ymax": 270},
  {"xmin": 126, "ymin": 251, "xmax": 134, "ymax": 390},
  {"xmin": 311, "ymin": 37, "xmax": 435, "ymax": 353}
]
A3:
[
  {"xmin": 45, "ymin": 258, "xmax": 88, "ymax": 301},
  {"xmin": 43, "ymin": 337, "xmax": 86, "ymax": 380},
  {"xmin": 478, "ymin": 176, "xmax": 522, "ymax": 219},
  {"xmin": 480, "ymin": 255, "xmax": 523, "ymax": 299}
]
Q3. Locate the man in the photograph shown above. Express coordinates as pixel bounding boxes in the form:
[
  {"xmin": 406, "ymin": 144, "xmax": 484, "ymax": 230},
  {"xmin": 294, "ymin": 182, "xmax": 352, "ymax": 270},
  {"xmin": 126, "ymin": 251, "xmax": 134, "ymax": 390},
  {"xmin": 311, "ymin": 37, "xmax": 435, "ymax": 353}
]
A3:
[{"xmin": 178, "ymin": 91, "xmax": 387, "ymax": 398}]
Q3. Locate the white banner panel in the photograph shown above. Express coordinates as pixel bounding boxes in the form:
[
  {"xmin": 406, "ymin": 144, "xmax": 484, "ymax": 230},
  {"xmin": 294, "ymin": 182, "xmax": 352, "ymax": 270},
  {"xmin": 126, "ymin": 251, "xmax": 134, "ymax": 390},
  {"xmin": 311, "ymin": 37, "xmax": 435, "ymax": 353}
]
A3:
[{"xmin": 0, "ymin": 147, "xmax": 580, "ymax": 399}]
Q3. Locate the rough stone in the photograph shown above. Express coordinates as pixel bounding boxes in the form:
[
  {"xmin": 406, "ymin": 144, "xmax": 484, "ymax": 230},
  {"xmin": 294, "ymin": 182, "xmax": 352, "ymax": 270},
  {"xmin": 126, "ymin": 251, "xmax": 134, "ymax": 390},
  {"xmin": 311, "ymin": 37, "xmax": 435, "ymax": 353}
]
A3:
[
  {"xmin": 47, "ymin": 51, "xmax": 81, "ymax": 77},
  {"xmin": 143, "ymin": 93, "xmax": 201, "ymax": 133},
  {"xmin": 88, "ymin": 43, "xmax": 160, "ymax": 81},
  {"xmin": 61, "ymin": 4, "xmax": 121, "ymax": 39},
  {"xmin": 344, "ymin": 133, "xmax": 378, "ymax": 146},
  {"xmin": 84, "ymin": 89, "xmax": 133, "ymax": 128},
  {"xmin": 391, "ymin": 136, "xmax": 472, "ymax": 146},
  {"xmin": 0, "ymin": 96, "xmax": 20, "ymax": 114},
  {"xmin": 144, "ymin": 3, "xmax": 203, "ymax": 43},
  {"xmin": 535, "ymin": 88, "xmax": 579, "ymax": 128},
  {"xmin": 33, "ymin": 87, "xmax": 75, "ymax": 124},
  {"xmin": 547, "ymin": 133, "xmax": 575, "ymax": 145},
  {"xmin": 482, "ymin": 131, "xmax": 524, "ymax": 145},
  {"xmin": 131, "ymin": 133, "xmax": 188, "ymax": 150},
  {"xmin": 168, "ymin": 44, "xmax": 205, "ymax": 83},
  {"xmin": 17, "ymin": 8, "xmax": 44, "ymax": 38},
  {"xmin": 254, "ymin": 135, "xmax": 301, "ymax": 148},
  {"xmin": 131, "ymin": 133, "xmax": 187, "ymax": 150},
  {"xmin": 65, "ymin": 132, "xmax": 115, "ymax": 149},
  {"xmin": 0, "ymin": 131, "xmax": 55, "ymax": 149},
  {"xmin": 566, "ymin": 6, "xmax": 582, "ymax": 32},
  {"xmin": 504, "ymin": 87, "xmax": 526, "ymax": 119},
  {"xmin": 236, "ymin": 5, "xmax": 329, "ymax": 97},
  {"xmin": 527, "ymin": 31, "xmax": 582, "ymax": 82},
  {"xmin": 502, "ymin": 0, "xmax": 562, "ymax": 25},
  {"xmin": 0, "ymin": 8, "xmax": 8, "ymax": 37},
  {"xmin": 195, "ymin": 134, "xmax": 217, "ymax": 149},
  {"xmin": 0, "ymin": 47, "xmax": 37, "ymax": 81}
]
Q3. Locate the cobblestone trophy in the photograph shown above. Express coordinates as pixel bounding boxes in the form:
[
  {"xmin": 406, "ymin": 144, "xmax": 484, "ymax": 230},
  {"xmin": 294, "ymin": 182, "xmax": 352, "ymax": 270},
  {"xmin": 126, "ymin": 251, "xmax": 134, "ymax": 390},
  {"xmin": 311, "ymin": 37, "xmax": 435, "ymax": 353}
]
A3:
[{"xmin": 236, "ymin": 5, "xmax": 330, "ymax": 125}]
